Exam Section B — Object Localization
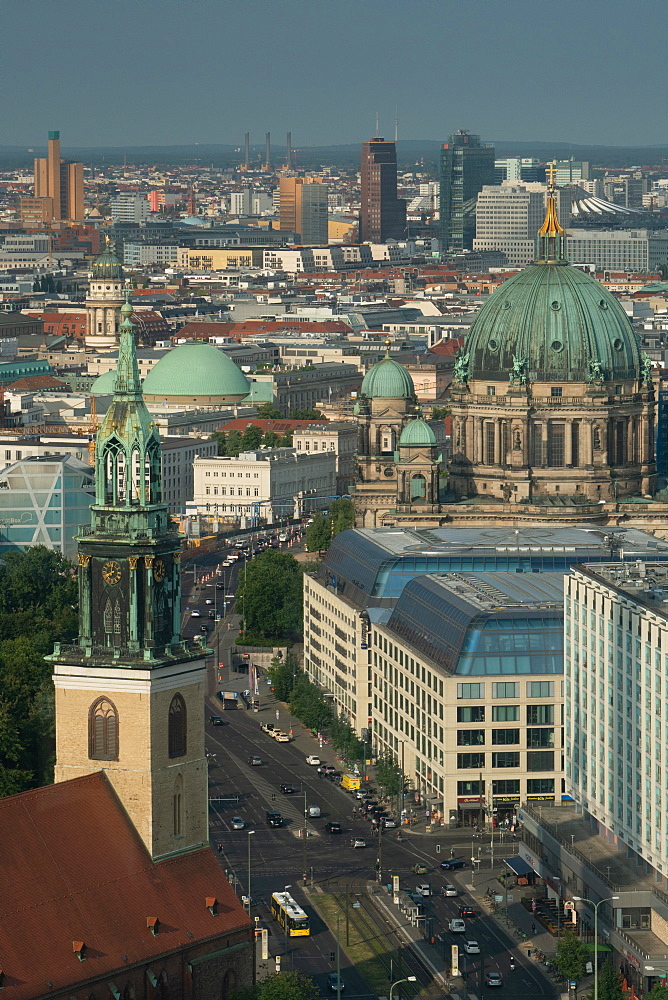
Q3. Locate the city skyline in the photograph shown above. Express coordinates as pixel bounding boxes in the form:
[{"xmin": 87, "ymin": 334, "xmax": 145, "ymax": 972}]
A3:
[{"xmin": 3, "ymin": 0, "xmax": 667, "ymax": 149}]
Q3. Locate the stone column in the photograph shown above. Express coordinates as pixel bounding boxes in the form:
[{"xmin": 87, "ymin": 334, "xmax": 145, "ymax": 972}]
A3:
[
  {"xmin": 564, "ymin": 419, "xmax": 573, "ymax": 467},
  {"xmin": 475, "ymin": 419, "xmax": 483, "ymax": 465},
  {"xmin": 465, "ymin": 416, "xmax": 474, "ymax": 463},
  {"xmin": 78, "ymin": 553, "xmax": 92, "ymax": 641},
  {"xmin": 541, "ymin": 420, "xmax": 549, "ymax": 468},
  {"xmin": 627, "ymin": 417, "xmax": 635, "ymax": 464},
  {"xmin": 582, "ymin": 421, "xmax": 593, "ymax": 466},
  {"xmin": 128, "ymin": 556, "xmax": 139, "ymax": 645},
  {"xmin": 493, "ymin": 419, "xmax": 501, "ymax": 466}
]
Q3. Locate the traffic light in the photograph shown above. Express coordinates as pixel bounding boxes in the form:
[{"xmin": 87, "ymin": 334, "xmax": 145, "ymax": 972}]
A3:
[
  {"xmin": 271, "ymin": 793, "xmax": 276, "ymax": 801},
  {"xmin": 330, "ymin": 953, "xmax": 336, "ymax": 963}
]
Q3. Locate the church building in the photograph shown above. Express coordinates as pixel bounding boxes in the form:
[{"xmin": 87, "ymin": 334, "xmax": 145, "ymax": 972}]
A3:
[{"xmin": 0, "ymin": 298, "xmax": 253, "ymax": 998}]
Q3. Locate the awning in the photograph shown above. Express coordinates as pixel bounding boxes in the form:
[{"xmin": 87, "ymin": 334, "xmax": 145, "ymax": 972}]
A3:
[{"xmin": 504, "ymin": 856, "xmax": 535, "ymax": 876}]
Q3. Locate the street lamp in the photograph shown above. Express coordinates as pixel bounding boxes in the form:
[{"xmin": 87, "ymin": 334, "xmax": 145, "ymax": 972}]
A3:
[
  {"xmin": 246, "ymin": 829, "xmax": 255, "ymax": 912},
  {"xmin": 572, "ymin": 895, "xmax": 619, "ymax": 1000},
  {"xmin": 389, "ymin": 976, "xmax": 417, "ymax": 1000}
]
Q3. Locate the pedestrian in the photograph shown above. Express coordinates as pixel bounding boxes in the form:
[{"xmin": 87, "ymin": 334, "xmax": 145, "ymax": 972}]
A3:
[
  {"xmin": 217, "ymin": 843, "xmax": 223, "ymax": 854},
  {"xmin": 531, "ymin": 922, "xmax": 536, "ymax": 935}
]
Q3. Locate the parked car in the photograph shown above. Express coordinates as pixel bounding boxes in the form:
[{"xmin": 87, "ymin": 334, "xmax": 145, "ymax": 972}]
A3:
[
  {"xmin": 449, "ymin": 918, "xmax": 466, "ymax": 933},
  {"xmin": 441, "ymin": 858, "xmax": 467, "ymax": 870},
  {"xmin": 248, "ymin": 755, "xmax": 262, "ymax": 766},
  {"xmin": 306, "ymin": 755, "xmax": 321, "ymax": 765},
  {"xmin": 485, "ymin": 972, "xmax": 503, "ymax": 988},
  {"xmin": 443, "ymin": 885, "xmax": 458, "ymax": 897},
  {"xmin": 231, "ymin": 816, "xmax": 245, "ymax": 830},
  {"xmin": 327, "ymin": 973, "xmax": 345, "ymax": 993},
  {"xmin": 323, "ymin": 764, "xmax": 337, "ymax": 775},
  {"xmin": 325, "ymin": 822, "xmax": 342, "ymax": 834},
  {"xmin": 261, "ymin": 723, "xmax": 275, "ymax": 733},
  {"xmin": 275, "ymin": 733, "xmax": 291, "ymax": 743},
  {"xmin": 382, "ymin": 818, "xmax": 397, "ymax": 829},
  {"xmin": 463, "ymin": 939, "xmax": 480, "ymax": 955}
]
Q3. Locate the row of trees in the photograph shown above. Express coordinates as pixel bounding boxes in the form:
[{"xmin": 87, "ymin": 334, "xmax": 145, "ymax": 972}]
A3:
[
  {"xmin": 305, "ymin": 497, "xmax": 356, "ymax": 553},
  {"xmin": 232, "ymin": 971, "xmax": 320, "ymax": 1000},
  {"xmin": 210, "ymin": 426, "xmax": 293, "ymax": 457},
  {"xmin": 235, "ymin": 549, "xmax": 304, "ymax": 642},
  {"xmin": 550, "ymin": 934, "xmax": 667, "ymax": 1000},
  {"xmin": 0, "ymin": 547, "xmax": 79, "ymax": 797},
  {"xmin": 255, "ymin": 403, "xmax": 325, "ymax": 421},
  {"xmin": 267, "ymin": 653, "xmax": 365, "ymax": 762}
]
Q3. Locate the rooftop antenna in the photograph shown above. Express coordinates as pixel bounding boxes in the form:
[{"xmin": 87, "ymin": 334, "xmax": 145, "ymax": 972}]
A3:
[
  {"xmin": 395, "ymin": 107, "xmax": 398, "ymax": 143},
  {"xmin": 375, "ymin": 112, "xmax": 380, "ymax": 136}
]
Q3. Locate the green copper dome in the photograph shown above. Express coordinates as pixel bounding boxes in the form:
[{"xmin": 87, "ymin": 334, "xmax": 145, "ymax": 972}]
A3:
[
  {"xmin": 90, "ymin": 368, "xmax": 119, "ymax": 394},
  {"xmin": 142, "ymin": 341, "xmax": 250, "ymax": 402},
  {"xmin": 465, "ymin": 261, "xmax": 643, "ymax": 383},
  {"xmin": 92, "ymin": 240, "xmax": 123, "ymax": 280},
  {"xmin": 399, "ymin": 418, "xmax": 437, "ymax": 448},
  {"xmin": 361, "ymin": 356, "xmax": 415, "ymax": 399}
]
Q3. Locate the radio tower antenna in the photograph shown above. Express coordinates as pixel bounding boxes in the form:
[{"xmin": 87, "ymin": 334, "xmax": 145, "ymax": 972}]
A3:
[{"xmin": 375, "ymin": 111, "xmax": 380, "ymax": 136}]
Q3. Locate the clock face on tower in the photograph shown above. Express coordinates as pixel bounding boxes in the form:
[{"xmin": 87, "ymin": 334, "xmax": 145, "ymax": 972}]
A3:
[
  {"xmin": 153, "ymin": 558, "xmax": 166, "ymax": 582},
  {"xmin": 101, "ymin": 559, "xmax": 122, "ymax": 585}
]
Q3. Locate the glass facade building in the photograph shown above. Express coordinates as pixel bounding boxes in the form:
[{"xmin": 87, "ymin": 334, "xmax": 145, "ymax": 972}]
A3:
[
  {"xmin": 439, "ymin": 130, "xmax": 495, "ymax": 252},
  {"xmin": 0, "ymin": 455, "xmax": 94, "ymax": 560}
]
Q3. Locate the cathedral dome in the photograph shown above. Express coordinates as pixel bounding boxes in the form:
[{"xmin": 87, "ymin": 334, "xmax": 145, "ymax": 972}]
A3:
[
  {"xmin": 361, "ymin": 356, "xmax": 414, "ymax": 399},
  {"xmin": 90, "ymin": 369, "xmax": 118, "ymax": 394},
  {"xmin": 92, "ymin": 240, "xmax": 123, "ymax": 280},
  {"xmin": 464, "ymin": 262, "xmax": 643, "ymax": 384},
  {"xmin": 398, "ymin": 418, "xmax": 437, "ymax": 448},
  {"xmin": 142, "ymin": 341, "xmax": 250, "ymax": 402}
]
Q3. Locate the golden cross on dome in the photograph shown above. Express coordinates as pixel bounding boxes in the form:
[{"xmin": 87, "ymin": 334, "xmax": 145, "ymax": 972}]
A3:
[{"xmin": 546, "ymin": 161, "xmax": 557, "ymax": 193}]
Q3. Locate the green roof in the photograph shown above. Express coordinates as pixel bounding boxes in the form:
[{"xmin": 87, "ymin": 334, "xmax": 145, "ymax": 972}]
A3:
[
  {"xmin": 243, "ymin": 381, "xmax": 275, "ymax": 404},
  {"xmin": 361, "ymin": 356, "xmax": 415, "ymax": 399},
  {"xmin": 92, "ymin": 243, "xmax": 122, "ymax": 280},
  {"xmin": 466, "ymin": 261, "xmax": 643, "ymax": 383},
  {"xmin": 90, "ymin": 369, "xmax": 118, "ymax": 394},
  {"xmin": 399, "ymin": 418, "xmax": 437, "ymax": 448},
  {"xmin": 142, "ymin": 341, "xmax": 250, "ymax": 401}
]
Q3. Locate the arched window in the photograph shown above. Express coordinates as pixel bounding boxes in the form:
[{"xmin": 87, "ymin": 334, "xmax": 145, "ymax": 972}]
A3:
[
  {"xmin": 173, "ymin": 775, "xmax": 183, "ymax": 836},
  {"xmin": 168, "ymin": 694, "xmax": 187, "ymax": 758},
  {"xmin": 222, "ymin": 970, "xmax": 237, "ymax": 1000},
  {"xmin": 411, "ymin": 474, "xmax": 426, "ymax": 501},
  {"xmin": 88, "ymin": 696, "xmax": 119, "ymax": 760},
  {"xmin": 104, "ymin": 599, "xmax": 113, "ymax": 633}
]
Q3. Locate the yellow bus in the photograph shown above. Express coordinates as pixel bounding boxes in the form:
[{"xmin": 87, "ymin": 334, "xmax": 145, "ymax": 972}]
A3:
[{"xmin": 270, "ymin": 891, "xmax": 310, "ymax": 936}]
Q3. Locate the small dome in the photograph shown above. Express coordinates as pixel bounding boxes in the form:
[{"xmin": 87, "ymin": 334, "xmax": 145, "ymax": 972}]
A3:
[
  {"xmin": 399, "ymin": 418, "xmax": 437, "ymax": 448},
  {"xmin": 90, "ymin": 369, "xmax": 119, "ymax": 394},
  {"xmin": 465, "ymin": 261, "xmax": 643, "ymax": 383},
  {"xmin": 361, "ymin": 356, "xmax": 414, "ymax": 399},
  {"xmin": 142, "ymin": 341, "xmax": 250, "ymax": 402},
  {"xmin": 92, "ymin": 241, "xmax": 123, "ymax": 280}
]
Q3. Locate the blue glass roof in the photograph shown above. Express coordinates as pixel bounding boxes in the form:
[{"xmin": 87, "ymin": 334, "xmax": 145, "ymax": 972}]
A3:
[{"xmin": 386, "ymin": 572, "xmax": 564, "ymax": 676}]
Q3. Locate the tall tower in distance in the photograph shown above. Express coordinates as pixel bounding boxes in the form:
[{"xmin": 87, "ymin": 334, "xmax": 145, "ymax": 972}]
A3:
[
  {"xmin": 33, "ymin": 130, "xmax": 84, "ymax": 222},
  {"xmin": 49, "ymin": 297, "xmax": 210, "ymax": 861},
  {"xmin": 439, "ymin": 130, "xmax": 495, "ymax": 252},
  {"xmin": 279, "ymin": 177, "xmax": 329, "ymax": 245},
  {"xmin": 85, "ymin": 237, "xmax": 125, "ymax": 350},
  {"xmin": 359, "ymin": 136, "xmax": 406, "ymax": 243}
]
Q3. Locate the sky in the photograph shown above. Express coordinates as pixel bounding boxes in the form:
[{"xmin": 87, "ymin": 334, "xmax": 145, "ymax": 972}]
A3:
[{"xmin": 3, "ymin": 0, "xmax": 667, "ymax": 150}]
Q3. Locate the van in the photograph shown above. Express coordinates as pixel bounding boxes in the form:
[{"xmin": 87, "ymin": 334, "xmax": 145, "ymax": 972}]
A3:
[
  {"xmin": 266, "ymin": 810, "xmax": 283, "ymax": 828},
  {"xmin": 341, "ymin": 774, "xmax": 361, "ymax": 792}
]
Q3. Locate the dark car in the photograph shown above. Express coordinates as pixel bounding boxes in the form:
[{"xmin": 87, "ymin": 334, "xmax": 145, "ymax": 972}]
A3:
[
  {"xmin": 209, "ymin": 715, "xmax": 226, "ymax": 726},
  {"xmin": 200, "ymin": 623, "xmax": 209, "ymax": 633},
  {"xmin": 459, "ymin": 905, "xmax": 476, "ymax": 918},
  {"xmin": 280, "ymin": 783, "xmax": 296, "ymax": 794},
  {"xmin": 327, "ymin": 973, "xmax": 345, "ymax": 993},
  {"xmin": 266, "ymin": 810, "xmax": 283, "ymax": 828},
  {"xmin": 441, "ymin": 858, "xmax": 467, "ymax": 870},
  {"xmin": 325, "ymin": 822, "xmax": 342, "ymax": 834},
  {"xmin": 215, "ymin": 583, "xmax": 224, "ymax": 590}
]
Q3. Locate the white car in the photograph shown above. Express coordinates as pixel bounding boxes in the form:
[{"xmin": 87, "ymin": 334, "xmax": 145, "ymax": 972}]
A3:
[
  {"xmin": 443, "ymin": 885, "xmax": 458, "ymax": 897},
  {"xmin": 306, "ymin": 755, "xmax": 321, "ymax": 765},
  {"xmin": 415, "ymin": 884, "xmax": 431, "ymax": 897},
  {"xmin": 190, "ymin": 610, "xmax": 201, "ymax": 617},
  {"xmin": 231, "ymin": 816, "xmax": 245, "ymax": 830},
  {"xmin": 449, "ymin": 918, "xmax": 466, "ymax": 933},
  {"xmin": 382, "ymin": 818, "xmax": 397, "ymax": 829},
  {"xmin": 275, "ymin": 733, "xmax": 291, "ymax": 743},
  {"xmin": 463, "ymin": 939, "xmax": 480, "ymax": 955},
  {"xmin": 205, "ymin": 599, "xmax": 213, "ymax": 605},
  {"xmin": 353, "ymin": 838, "xmax": 366, "ymax": 848}
]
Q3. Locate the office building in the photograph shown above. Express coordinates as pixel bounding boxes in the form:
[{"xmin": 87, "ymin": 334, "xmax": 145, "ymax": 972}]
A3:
[
  {"xmin": 494, "ymin": 158, "xmax": 544, "ymax": 183},
  {"xmin": 110, "ymin": 192, "xmax": 150, "ymax": 223},
  {"xmin": 566, "ymin": 229, "xmax": 668, "ymax": 272},
  {"xmin": 553, "ymin": 159, "xmax": 590, "ymax": 186},
  {"xmin": 279, "ymin": 177, "xmax": 329, "ymax": 245},
  {"xmin": 439, "ymin": 130, "xmax": 495, "ymax": 252},
  {"xmin": 473, "ymin": 182, "xmax": 572, "ymax": 267},
  {"xmin": 31, "ymin": 130, "xmax": 84, "ymax": 222},
  {"xmin": 192, "ymin": 447, "xmax": 336, "ymax": 522},
  {"xmin": 293, "ymin": 421, "xmax": 358, "ymax": 496},
  {"xmin": 359, "ymin": 137, "xmax": 406, "ymax": 243}
]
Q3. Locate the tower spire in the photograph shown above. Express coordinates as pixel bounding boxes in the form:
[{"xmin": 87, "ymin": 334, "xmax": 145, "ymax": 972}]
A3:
[
  {"xmin": 113, "ymin": 293, "xmax": 143, "ymax": 399},
  {"xmin": 537, "ymin": 161, "xmax": 566, "ymax": 264}
]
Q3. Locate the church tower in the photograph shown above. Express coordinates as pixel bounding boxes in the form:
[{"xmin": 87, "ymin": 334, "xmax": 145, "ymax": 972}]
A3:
[
  {"xmin": 85, "ymin": 237, "xmax": 125, "ymax": 350},
  {"xmin": 49, "ymin": 297, "xmax": 210, "ymax": 861}
]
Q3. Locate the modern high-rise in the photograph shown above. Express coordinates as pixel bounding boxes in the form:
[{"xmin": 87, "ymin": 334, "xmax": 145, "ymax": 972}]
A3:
[
  {"xmin": 359, "ymin": 137, "xmax": 406, "ymax": 243},
  {"xmin": 110, "ymin": 193, "xmax": 150, "ymax": 224},
  {"xmin": 279, "ymin": 177, "xmax": 329, "ymax": 245},
  {"xmin": 473, "ymin": 182, "xmax": 571, "ymax": 267},
  {"xmin": 439, "ymin": 130, "xmax": 495, "ymax": 252},
  {"xmin": 32, "ymin": 130, "xmax": 84, "ymax": 222}
]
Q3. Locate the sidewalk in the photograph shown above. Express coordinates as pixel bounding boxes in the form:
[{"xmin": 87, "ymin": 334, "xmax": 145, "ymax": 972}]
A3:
[{"xmin": 473, "ymin": 867, "xmax": 557, "ymax": 958}]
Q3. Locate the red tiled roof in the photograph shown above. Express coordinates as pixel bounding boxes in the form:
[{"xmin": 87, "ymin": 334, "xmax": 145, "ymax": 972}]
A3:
[
  {"xmin": 430, "ymin": 336, "xmax": 465, "ymax": 356},
  {"xmin": 217, "ymin": 418, "xmax": 324, "ymax": 433},
  {"xmin": 7, "ymin": 374, "xmax": 68, "ymax": 390},
  {"xmin": 0, "ymin": 772, "xmax": 250, "ymax": 997}
]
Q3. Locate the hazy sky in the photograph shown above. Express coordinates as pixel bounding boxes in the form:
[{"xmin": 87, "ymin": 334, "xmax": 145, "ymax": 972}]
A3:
[{"xmin": 4, "ymin": 0, "xmax": 666, "ymax": 149}]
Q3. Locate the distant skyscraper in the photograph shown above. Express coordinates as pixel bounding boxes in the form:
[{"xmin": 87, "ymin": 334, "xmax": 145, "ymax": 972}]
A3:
[
  {"xmin": 439, "ymin": 130, "xmax": 495, "ymax": 252},
  {"xmin": 279, "ymin": 178, "xmax": 328, "ymax": 245},
  {"xmin": 359, "ymin": 137, "xmax": 406, "ymax": 243},
  {"xmin": 32, "ymin": 130, "xmax": 84, "ymax": 222}
]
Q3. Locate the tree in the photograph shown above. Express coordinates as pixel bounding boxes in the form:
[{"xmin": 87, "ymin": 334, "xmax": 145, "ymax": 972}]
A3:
[
  {"xmin": 329, "ymin": 497, "xmax": 355, "ymax": 536},
  {"xmin": 241, "ymin": 425, "xmax": 263, "ymax": 450},
  {"xmin": 258, "ymin": 971, "xmax": 320, "ymax": 1000},
  {"xmin": 305, "ymin": 512, "xmax": 331, "ymax": 554},
  {"xmin": 554, "ymin": 932, "xmax": 588, "ymax": 984},
  {"xmin": 263, "ymin": 430, "xmax": 281, "ymax": 448},
  {"xmin": 225, "ymin": 429, "xmax": 244, "ymax": 457},
  {"xmin": 210, "ymin": 431, "xmax": 227, "ymax": 456},
  {"xmin": 291, "ymin": 408, "xmax": 324, "ymax": 420},
  {"xmin": 376, "ymin": 753, "xmax": 405, "ymax": 797},
  {"xmin": 587, "ymin": 960, "xmax": 625, "ymax": 1000},
  {"xmin": 431, "ymin": 406, "xmax": 450, "ymax": 420},
  {"xmin": 268, "ymin": 651, "xmax": 301, "ymax": 702},
  {"xmin": 235, "ymin": 549, "xmax": 303, "ymax": 639},
  {"xmin": 278, "ymin": 431, "xmax": 293, "ymax": 447},
  {"xmin": 256, "ymin": 403, "xmax": 282, "ymax": 419},
  {"xmin": 646, "ymin": 986, "xmax": 668, "ymax": 1000}
]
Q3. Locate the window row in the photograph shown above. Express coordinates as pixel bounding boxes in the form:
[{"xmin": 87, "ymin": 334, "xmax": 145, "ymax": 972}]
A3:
[
  {"xmin": 457, "ymin": 681, "xmax": 555, "ymax": 699},
  {"xmin": 88, "ymin": 693, "xmax": 187, "ymax": 761},
  {"xmin": 457, "ymin": 778, "xmax": 556, "ymax": 796},
  {"xmin": 457, "ymin": 704, "xmax": 555, "ymax": 724},
  {"xmin": 457, "ymin": 728, "xmax": 555, "ymax": 747},
  {"xmin": 456, "ymin": 751, "xmax": 555, "ymax": 770}
]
